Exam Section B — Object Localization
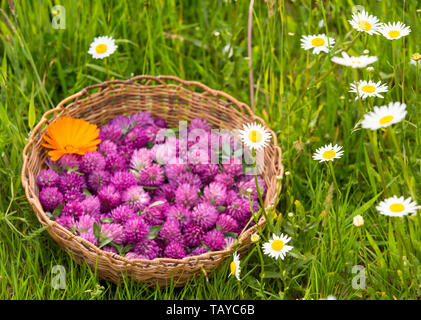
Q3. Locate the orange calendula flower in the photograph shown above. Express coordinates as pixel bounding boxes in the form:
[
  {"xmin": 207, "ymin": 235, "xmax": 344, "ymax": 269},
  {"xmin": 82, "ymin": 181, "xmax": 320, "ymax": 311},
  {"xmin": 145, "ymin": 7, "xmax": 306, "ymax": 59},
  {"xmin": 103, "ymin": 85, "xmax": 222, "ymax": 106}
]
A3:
[{"xmin": 42, "ymin": 116, "xmax": 101, "ymax": 161}]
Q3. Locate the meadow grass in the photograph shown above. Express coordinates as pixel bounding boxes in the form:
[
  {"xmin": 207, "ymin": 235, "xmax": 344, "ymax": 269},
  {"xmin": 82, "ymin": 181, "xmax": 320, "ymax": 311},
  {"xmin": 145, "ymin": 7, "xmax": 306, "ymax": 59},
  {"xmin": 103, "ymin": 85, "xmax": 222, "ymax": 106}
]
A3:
[{"xmin": 0, "ymin": 0, "xmax": 420, "ymax": 300}]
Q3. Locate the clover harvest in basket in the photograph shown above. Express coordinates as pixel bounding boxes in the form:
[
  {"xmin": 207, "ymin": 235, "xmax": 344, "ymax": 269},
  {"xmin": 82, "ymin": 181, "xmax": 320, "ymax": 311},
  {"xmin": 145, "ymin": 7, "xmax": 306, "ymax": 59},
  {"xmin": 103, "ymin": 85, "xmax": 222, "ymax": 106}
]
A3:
[{"xmin": 37, "ymin": 112, "xmax": 267, "ymax": 260}]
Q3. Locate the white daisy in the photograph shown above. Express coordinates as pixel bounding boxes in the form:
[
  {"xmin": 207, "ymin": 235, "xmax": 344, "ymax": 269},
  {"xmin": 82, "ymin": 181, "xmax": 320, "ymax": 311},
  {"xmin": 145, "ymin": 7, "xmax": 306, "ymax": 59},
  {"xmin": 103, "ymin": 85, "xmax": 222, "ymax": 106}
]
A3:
[
  {"xmin": 361, "ymin": 102, "xmax": 407, "ymax": 130},
  {"xmin": 229, "ymin": 252, "xmax": 241, "ymax": 281},
  {"xmin": 88, "ymin": 36, "xmax": 118, "ymax": 59},
  {"xmin": 300, "ymin": 34, "xmax": 335, "ymax": 55},
  {"xmin": 331, "ymin": 52, "xmax": 378, "ymax": 68},
  {"xmin": 376, "ymin": 196, "xmax": 418, "ymax": 217},
  {"xmin": 348, "ymin": 10, "xmax": 381, "ymax": 35},
  {"xmin": 262, "ymin": 233, "xmax": 293, "ymax": 260},
  {"xmin": 379, "ymin": 22, "xmax": 411, "ymax": 40},
  {"xmin": 353, "ymin": 215, "xmax": 364, "ymax": 227},
  {"xmin": 238, "ymin": 122, "xmax": 271, "ymax": 151},
  {"xmin": 349, "ymin": 80, "xmax": 388, "ymax": 100},
  {"xmin": 410, "ymin": 53, "xmax": 421, "ymax": 66},
  {"xmin": 312, "ymin": 143, "xmax": 344, "ymax": 163}
]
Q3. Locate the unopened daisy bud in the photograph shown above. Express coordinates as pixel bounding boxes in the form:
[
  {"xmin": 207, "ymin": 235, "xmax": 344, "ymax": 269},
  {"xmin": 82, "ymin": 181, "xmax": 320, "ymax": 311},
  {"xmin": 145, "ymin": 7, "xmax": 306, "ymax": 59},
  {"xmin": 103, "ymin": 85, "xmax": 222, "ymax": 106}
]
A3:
[
  {"xmin": 288, "ymin": 212, "xmax": 294, "ymax": 217},
  {"xmin": 366, "ymin": 66, "xmax": 374, "ymax": 71},
  {"xmin": 353, "ymin": 215, "xmax": 364, "ymax": 227},
  {"xmin": 363, "ymin": 49, "xmax": 369, "ymax": 54},
  {"xmin": 402, "ymin": 256, "xmax": 408, "ymax": 267},
  {"xmin": 411, "ymin": 53, "xmax": 421, "ymax": 62},
  {"xmin": 284, "ymin": 171, "xmax": 290, "ymax": 176},
  {"xmin": 251, "ymin": 232, "xmax": 260, "ymax": 243},
  {"xmin": 246, "ymin": 188, "xmax": 253, "ymax": 195},
  {"xmin": 276, "ymin": 175, "xmax": 283, "ymax": 181}
]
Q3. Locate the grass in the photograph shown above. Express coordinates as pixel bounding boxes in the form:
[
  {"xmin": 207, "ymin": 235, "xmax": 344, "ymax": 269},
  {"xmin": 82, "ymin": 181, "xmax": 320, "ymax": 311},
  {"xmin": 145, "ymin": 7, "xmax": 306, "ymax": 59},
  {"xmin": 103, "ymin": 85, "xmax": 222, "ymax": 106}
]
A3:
[{"xmin": 0, "ymin": 0, "xmax": 420, "ymax": 300}]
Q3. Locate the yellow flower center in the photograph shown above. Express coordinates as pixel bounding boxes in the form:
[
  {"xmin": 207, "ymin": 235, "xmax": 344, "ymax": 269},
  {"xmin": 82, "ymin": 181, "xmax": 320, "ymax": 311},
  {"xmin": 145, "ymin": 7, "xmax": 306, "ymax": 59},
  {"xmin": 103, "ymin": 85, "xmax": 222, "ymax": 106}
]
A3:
[
  {"xmin": 251, "ymin": 234, "xmax": 260, "ymax": 242},
  {"xmin": 389, "ymin": 203, "xmax": 405, "ymax": 213},
  {"xmin": 271, "ymin": 239, "xmax": 284, "ymax": 252},
  {"xmin": 311, "ymin": 37, "xmax": 325, "ymax": 47},
  {"xmin": 412, "ymin": 53, "xmax": 421, "ymax": 62},
  {"xmin": 322, "ymin": 150, "xmax": 336, "ymax": 159},
  {"xmin": 230, "ymin": 261, "xmax": 237, "ymax": 274},
  {"xmin": 248, "ymin": 130, "xmax": 262, "ymax": 143},
  {"xmin": 379, "ymin": 115, "xmax": 394, "ymax": 125},
  {"xmin": 388, "ymin": 30, "xmax": 400, "ymax": 38},
  {"xmin": 358, "ymin": 20, "xmax": 372, "ymax": 31},
  {"xmin": 361, "ymin": 85, "xmax": 376, "ymax": 93},
  {"xmin": 64, "ymin": 145, "xmax": 75, "ymax": 152},
  {"xmin": 95, "ymin": 43, "xmax": 108, "ymax": 54}
]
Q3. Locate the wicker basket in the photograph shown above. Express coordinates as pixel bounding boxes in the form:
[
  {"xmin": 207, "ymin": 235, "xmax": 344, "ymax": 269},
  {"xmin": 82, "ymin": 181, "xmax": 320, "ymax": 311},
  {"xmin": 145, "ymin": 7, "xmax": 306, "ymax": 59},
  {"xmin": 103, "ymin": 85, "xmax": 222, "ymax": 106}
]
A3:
[{"xmin": 21, "ymin": 75, "xmax": 284, "ymax": 287}]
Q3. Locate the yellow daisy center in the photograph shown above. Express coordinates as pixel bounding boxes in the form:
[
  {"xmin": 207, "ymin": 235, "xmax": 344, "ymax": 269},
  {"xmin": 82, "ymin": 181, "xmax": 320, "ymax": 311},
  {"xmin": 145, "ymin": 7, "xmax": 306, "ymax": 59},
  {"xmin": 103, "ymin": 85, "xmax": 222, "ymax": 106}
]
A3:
[
  {"xmin": 251, "ymin": 234, "xmax": 260, "ymax": 242},
  {"xmin": 322, "ymin": 150, "xmax": 336, "ymax": 159},
  {"xmin": 64, "ymin": 145, "xmax": 75, "ymax": 153},
  {"xmin": 271, "ymin": 239, "xmax": 284, "ymax": 252},
  {"xmin": 379, "ymin": 115, "xmax": 394, "ymax": 125},
  {"xmin": 389, "ymin": 203, "xmax": 405, "ymax": 213},
  {"xmin": 361, "ymin": 85, "xmax": 376, "ymax": 93},
  {"xmin": 230, "ymin": 261, "xmax": 237, "ymax": 274},
  {"xmin": 358, "ymin": 20, "xmax": 372, "ymax": 31},
  {"xmin": 388, "ymin": 30, "xmax": 400, "ymax": 38},
  {"xmin": 95, "ymin": 43, "xmax": 108, "ymax": 54},
  {"xmin": 311, "ymin": 37, "xmax": 325, "ymax": 47},
  {"xmin": 248, "ymin": 130, "xmax": 262, "ymax": 143}
]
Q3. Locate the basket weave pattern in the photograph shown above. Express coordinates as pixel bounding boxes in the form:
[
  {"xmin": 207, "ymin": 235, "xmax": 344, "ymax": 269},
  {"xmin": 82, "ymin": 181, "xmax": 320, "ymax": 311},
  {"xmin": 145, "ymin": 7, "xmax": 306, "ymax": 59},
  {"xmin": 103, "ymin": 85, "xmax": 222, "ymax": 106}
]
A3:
[{"xmin": 21, "ymin": 75, "xmax": 283, "ymax": 286}]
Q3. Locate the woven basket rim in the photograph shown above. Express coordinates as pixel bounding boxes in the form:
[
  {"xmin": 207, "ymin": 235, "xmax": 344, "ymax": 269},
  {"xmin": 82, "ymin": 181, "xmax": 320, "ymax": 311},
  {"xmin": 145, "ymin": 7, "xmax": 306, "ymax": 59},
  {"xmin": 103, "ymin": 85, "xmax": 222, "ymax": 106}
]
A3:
[{"xmin": 21, "ymin": 75, "xmax": 284, "ymax": 283}]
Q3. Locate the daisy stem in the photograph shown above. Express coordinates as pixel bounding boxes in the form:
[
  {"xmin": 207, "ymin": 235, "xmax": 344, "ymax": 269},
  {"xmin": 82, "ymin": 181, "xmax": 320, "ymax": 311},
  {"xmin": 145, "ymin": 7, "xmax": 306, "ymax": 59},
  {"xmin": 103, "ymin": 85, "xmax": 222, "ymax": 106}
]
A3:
[
  {"xmin": 367, "ymin": 130, "xmax": 388, "ymax": 194},
  {"xmin": 416, "ymin": 61, "xmax": 420, "ymax": 145},
  {"xmin": 278, "ymin": 258, "xmax": 287, "ymax": 290},
  {"xmin": 388, "ymin": 127, "xmax": 416, "ymax": 200},
  {"xmin": 401, "ymin": 39, "xmax": 406, "ymax": 102},
  {"xmin": 363, "ymin": 32, "xmax": 368, "ymax": 50},
  {"xmin": 252, "ymin": 149, "xmax": 270, "ymax": 227},
  {"xmin": 404, "ymin": 216, "xmax": 416, "ymax": 255},
  {"xmin": 236, "ymin": 278, "xmax": 243, "ymax": 298},
  {"xmin": 327, "ymin": 161, "xmax": 340, "ymax": 195},
  {"xmin": 256, "ymin": 243, "xmax": 265, "ymax": 279},
  {"xmin": 104, "ymin": 58, "xmax": 110, "ymax": 79},
  {"xmin": 242, "ymin": 194, "xmax": 268, "ymax": 242},
  {"xmin": 392, "ymin": 40, "xmax": 399, "ymax": 101},
  {"xmin": 357, "ymin": 227, "xmax": 368, "ymax": 269},
  {"xmin": 393, "ymin": 218, "xmax": 410, "ymax": 258}
]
